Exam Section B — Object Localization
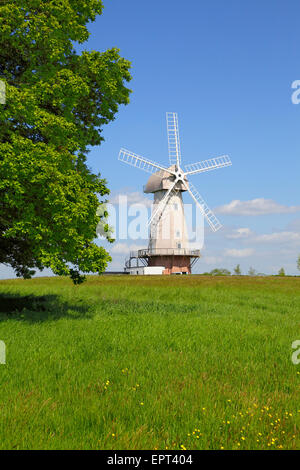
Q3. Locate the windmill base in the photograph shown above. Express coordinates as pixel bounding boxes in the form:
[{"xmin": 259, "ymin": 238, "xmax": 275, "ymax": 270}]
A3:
[
  {"xmin": 148, "ymin": 256, "xmax": 192, "ymax": 275},
  {"xmin": 125, "ymin": 249, "xmax": 200, "ymax": 275}
]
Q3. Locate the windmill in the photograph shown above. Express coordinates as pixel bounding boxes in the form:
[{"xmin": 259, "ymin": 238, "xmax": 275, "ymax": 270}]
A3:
[{"xmin": 118, "ymin": 112, "xmax": 232, "ymax": 275}]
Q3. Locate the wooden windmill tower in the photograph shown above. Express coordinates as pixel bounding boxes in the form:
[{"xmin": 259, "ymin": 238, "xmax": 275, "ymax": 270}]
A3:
[{"xmin": 119, "ymin": 112, "xmax": 232, "ymax": 275}]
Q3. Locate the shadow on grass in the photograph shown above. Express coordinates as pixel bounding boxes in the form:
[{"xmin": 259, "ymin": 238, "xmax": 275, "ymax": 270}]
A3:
[
  {"xmin": 0, "ymin": 292, "xmax": 214, "ymax": 323},
  {"xmin": 0, "ymin": 293, "xmax": 93, "ymax": 322}
]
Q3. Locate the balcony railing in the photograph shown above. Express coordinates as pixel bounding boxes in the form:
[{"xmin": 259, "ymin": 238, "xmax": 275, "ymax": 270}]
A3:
[{"xmin": 129, "ymin": 248, "xmax": 201, "ymax": 258}]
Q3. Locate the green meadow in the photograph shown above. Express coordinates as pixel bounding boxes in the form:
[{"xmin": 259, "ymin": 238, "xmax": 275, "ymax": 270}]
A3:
[{"xmin": 0, "ymin": 275, "xmax": 299, "ymax": 450}]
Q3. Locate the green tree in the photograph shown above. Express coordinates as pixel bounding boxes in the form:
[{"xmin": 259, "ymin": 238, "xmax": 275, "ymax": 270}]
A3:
[
  {"xmin": 0, "ymin": 1, "xmax": 131, "ymax": 282},
  {"xmin": 248, "ymin": 266, "xmax": 257, "ymax": 276},
  {"xmin": 210, "ymin": 268, "xmax": 231, "ymax": 276},
  {"xmin": 233, "ymin": 264, "xmax": 242, "ymax": 275},
  {"xmin": 278, "ymin": 267, "xmax": 285, "ymax": 276},
  {"xmin": 297, "ymin": 255, "xmax": 300, "ymax": 272}
]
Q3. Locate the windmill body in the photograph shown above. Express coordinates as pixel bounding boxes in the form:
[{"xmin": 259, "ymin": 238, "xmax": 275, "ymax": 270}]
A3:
[
  {"xmin": 119, "ymin": 113, "xmax": 232, "ymax": 275},
  {"xmin": 144, "ymin": 168, "xmax": 191, "ymax": 273}
]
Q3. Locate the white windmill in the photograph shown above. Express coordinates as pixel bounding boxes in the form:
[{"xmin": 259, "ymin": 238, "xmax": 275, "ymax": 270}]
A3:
[{"xmin": 119, "ymin": 112, "xmax": 232, "ymax": 275}]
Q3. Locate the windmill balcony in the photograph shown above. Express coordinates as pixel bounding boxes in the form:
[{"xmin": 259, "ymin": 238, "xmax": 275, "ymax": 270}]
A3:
[{"xmin": 134, "ymin": 248, "xmax": 201, "ymax": 258}]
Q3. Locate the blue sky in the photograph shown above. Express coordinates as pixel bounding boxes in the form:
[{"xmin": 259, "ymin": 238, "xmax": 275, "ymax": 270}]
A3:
[{"xmin": 1, "ymin": 0, "xmax": 300, "ymax": 278}]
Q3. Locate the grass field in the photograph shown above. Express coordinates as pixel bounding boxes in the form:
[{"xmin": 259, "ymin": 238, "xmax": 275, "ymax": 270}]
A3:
[{"xmin": 0, "ymin": 274, "xmax": 299, "ymax": 450}]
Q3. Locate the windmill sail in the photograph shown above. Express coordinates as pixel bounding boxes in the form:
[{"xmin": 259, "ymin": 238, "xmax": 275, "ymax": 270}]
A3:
[
  {"xmin": 185, "ymin": 155, "xmax": 232, "ymax": 176},
  {"xmin": 119, "ymin": 149, "xmax": 174, "ymax": 176},
  {"xmin": 166, "ymin": 112, "xmax": 181, "ymax": 167}
]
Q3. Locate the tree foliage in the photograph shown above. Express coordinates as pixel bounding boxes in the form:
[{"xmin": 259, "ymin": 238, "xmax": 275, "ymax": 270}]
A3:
[
  {"xmin": 211, "ymin": 268, "xmax": 231, "ymax": 276},
  {"xmin": 233, "ymin": 264, "xmax": 241, "ymax": 275},
  {"xmin": 201, "ymin": 268, "xmax": 231, "ymax": 276},
  {"xmin": 0, "ymin": 0, "xmax": 131, "ymax": 282},
  {"xmin": 248, "ymin": 266, "xmax": 257, "ymax": 276}
]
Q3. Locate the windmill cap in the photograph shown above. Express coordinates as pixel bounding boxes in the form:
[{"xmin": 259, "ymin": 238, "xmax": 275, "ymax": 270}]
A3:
[{"xmin": 144, "ymin": 166, "xmax": 188, "ymax": 194}]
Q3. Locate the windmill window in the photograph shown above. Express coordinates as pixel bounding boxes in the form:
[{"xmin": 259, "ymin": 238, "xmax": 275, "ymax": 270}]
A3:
[
  {"xmin": 176, "ymin": 230, "xmax": 181, "ymax": 238},
  {"xmin": 177, "ymin": 243, "xmax": 182, "ymax": 249},
  {"xmin": 174, "ymin": 203, "xmax": 179, "ymax": 211}
]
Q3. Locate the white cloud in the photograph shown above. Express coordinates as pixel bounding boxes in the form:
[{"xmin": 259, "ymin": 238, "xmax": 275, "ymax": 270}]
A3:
[
  {"xmin": 224, "ymin": 248, "xmax": 254, "ymax": 258},
  {"xmin": 252, "ymin": 231, "xmax": 300, "ymax": 244},
  {"xmin": 110, "ymin": 242, "xmax": 146, "ymax": 254},
  {"xmin": 109, "ymin": 191, "xmax": 152, "ymax": 207},
  {"xmin": 226, "ymin": 228, "xmax": 253, "ymax": 239},
  {"xmin": 202, "ymin": 255, "xmax": 224, "ymax": 265},
  {"xmin": 215, "ymin": 198, "xmax": 300, "ymax": 216},
  {"xmin": 286, "ymin": 218, "xmax": 300, "ymax": 231}
]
